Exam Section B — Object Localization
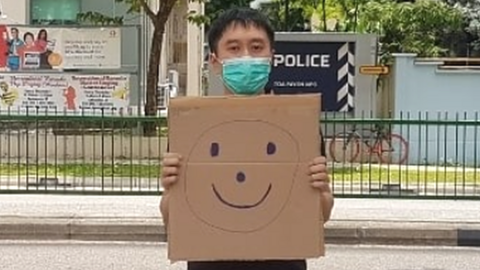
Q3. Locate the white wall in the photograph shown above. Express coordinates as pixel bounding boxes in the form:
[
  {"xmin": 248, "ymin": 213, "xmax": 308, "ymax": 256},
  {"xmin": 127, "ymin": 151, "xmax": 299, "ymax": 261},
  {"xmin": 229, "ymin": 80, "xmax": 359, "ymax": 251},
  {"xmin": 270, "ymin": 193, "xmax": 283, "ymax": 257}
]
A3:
[
  {"xmin": 393, "ymin": 53, "xmax": 480, "ymax": 166},
  {"xmin": 0, "ymin": 0, "xmax": 28, "ymax": 24}
]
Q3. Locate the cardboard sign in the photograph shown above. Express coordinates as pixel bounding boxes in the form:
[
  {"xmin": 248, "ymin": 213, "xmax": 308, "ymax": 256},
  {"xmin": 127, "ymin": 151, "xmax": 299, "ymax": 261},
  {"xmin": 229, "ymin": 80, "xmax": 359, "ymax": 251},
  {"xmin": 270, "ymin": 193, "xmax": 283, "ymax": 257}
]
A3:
[{"xmin": 167, "ymin": 94, "xmax": 324, "ymax": 262}]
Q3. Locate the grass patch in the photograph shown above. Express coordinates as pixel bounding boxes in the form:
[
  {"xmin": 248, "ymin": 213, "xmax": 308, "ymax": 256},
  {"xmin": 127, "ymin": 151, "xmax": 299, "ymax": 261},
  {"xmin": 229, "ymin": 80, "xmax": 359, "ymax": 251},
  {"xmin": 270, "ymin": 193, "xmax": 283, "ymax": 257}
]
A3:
[
  {"xmin": 0, "ymin": 163, "xmax": 478, "ymax": 183},
  {"xmin": 0, "ymin": 163, "xmax": 161, "ymax": 178},
  {"xmin": 332, "ymin": 167, "xmax": 480, "ymax": 183}
]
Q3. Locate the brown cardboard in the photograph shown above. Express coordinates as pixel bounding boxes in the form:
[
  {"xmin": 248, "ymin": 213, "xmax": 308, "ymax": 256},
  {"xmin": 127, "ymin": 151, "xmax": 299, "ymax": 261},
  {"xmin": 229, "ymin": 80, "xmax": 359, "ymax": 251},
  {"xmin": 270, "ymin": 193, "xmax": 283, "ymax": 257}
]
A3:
[{"xmin": 167, "ymin": 94, "xmax": 324, "ymax": 262}]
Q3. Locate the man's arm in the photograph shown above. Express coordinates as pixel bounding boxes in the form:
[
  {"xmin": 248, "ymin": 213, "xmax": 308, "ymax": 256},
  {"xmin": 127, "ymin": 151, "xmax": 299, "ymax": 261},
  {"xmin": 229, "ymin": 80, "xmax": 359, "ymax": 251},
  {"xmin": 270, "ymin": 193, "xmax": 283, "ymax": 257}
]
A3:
[
  {"xmin": 160, "ymin": 144, "xmax": 170, "ymax": 229},
  {"xmin": 319, "ymin": 128, "xmax": 334, "ymax": 223},
  {"xmin": 160, "ymin": 192, "xmax": 170, "ymax": 230},
  {"xmin": 320, "ymin": 188, "xmax": 334, "ymax": 223}
]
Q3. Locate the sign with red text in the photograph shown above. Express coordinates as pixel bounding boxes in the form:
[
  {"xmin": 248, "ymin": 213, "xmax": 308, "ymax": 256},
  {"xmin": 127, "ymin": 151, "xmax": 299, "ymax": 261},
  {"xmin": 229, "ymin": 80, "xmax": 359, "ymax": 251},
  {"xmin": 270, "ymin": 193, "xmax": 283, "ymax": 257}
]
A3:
[{"xmin": 0, "ymin": 73, "xmax": 130, "ymax": 115}]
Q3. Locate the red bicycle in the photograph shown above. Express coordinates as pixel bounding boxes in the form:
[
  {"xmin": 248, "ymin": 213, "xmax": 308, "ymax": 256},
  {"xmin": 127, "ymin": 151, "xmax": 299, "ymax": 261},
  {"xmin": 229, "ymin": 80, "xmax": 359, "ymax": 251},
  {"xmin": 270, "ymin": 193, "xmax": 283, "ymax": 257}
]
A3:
[{"xmin": 329, "ymin": 124, "xmax": 409, "ymax": 164}]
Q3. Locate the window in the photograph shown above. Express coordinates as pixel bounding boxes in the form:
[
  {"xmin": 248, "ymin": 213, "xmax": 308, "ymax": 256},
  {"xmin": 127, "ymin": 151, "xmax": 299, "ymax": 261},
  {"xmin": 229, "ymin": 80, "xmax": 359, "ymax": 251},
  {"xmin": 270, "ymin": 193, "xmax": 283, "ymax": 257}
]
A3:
[{"xmin": 30, "ymin": 0, "xmax": 80, "ymax": 25}]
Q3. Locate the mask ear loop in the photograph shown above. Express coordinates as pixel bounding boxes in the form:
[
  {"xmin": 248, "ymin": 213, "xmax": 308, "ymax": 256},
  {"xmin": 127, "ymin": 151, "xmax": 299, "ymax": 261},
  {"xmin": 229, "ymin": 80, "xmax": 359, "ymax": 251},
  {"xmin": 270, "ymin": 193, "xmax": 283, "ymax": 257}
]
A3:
[
  {"xmin": 210, "ymin": 53, "xmax": 224, "ymax": 65},
  {"xmin": 211, "ymin": 53, "xmax": 226, "ymax": 84},
  {"xmin": 211, "ymin": 53, "xmax": 225, "ymax": 78}
]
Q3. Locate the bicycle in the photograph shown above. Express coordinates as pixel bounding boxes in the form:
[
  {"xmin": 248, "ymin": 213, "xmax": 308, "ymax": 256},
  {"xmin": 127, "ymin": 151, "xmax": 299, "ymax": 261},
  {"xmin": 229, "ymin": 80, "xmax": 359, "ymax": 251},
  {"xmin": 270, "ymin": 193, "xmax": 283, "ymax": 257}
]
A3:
[{"xmin": 329, "ymin": 123, "xmax": 409, "ymax": 164}]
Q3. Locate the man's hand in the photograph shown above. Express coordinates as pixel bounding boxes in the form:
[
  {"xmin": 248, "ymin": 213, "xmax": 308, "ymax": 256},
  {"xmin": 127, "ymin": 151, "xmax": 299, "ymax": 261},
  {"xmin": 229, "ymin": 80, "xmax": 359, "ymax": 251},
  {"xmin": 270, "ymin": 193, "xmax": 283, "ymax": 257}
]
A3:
[
  {"xmin": 308, "ymin": 156, "xmax": 334, "ymax": 222},
  {"xmin": 309, "ymin": 156, "xmax": 330, "ymax": 192},
  {"xmin": 161, "ymin": 153, "xmax": 182, "ymax": 191},
  {"xmin": 160, "ymin": 152, "xmax": 182, "ymax": 228}
]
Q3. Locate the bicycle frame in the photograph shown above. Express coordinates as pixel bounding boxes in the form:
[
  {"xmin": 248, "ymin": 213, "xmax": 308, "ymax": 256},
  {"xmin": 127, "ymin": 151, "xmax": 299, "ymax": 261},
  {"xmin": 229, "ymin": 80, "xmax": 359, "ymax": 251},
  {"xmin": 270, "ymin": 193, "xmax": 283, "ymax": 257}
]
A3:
[
  {"xmin": 348, "ymin": 124, "xmax": 385, "ymax": 153},
  {"xmin": 330, "ymin": 123, "xmax": 409, "ymax": 165}
]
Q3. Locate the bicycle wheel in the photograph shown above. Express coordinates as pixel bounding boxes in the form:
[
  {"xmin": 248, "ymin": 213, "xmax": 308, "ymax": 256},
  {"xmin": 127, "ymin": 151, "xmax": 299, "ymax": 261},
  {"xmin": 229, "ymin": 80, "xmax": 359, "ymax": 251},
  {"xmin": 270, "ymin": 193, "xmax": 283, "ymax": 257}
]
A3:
[
  {"xmin": 377, "ymin": 133, "xmax": 409, "ymax": 165},
  {"xmin": 329, "ymin": 132, "xmax": 361, "ymax": 163}
]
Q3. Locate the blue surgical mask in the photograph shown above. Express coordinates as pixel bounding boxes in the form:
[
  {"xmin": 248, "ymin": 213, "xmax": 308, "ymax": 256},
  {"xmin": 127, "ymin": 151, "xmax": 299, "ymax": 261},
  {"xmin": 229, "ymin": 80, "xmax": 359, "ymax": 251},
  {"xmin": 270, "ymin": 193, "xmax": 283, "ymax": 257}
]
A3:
[{"xmin": 220, "ymin": 57, "xmax": 271, "ymax": 95}]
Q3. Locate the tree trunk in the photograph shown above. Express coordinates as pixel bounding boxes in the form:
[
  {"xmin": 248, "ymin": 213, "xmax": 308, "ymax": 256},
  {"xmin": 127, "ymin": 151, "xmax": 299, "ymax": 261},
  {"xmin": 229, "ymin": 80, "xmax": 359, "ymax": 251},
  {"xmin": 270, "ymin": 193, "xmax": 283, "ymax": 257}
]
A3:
[{"xmin": 143, "ymin": 24, "xmax": 165, "ymax": 136}]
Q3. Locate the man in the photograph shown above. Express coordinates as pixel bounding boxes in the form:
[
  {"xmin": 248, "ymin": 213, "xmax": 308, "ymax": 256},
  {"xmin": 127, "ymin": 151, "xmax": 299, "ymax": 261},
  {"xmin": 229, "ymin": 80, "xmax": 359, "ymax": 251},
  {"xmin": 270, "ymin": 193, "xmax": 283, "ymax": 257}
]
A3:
[
  {"xmin": 160, "ymin": 7, "xmax": 334, "ymax": 270},
  {"xmin": 7, "ymin": 28, "xmax": 24, "ymax": 70}
]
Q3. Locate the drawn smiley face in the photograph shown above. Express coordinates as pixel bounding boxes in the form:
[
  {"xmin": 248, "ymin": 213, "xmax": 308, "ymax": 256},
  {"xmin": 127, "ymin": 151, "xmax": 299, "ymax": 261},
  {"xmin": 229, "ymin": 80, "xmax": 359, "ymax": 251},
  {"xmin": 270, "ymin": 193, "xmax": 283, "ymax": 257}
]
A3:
[{"xmin": 184, "ymin": 120, "xmax": 300, "ymax": 233}]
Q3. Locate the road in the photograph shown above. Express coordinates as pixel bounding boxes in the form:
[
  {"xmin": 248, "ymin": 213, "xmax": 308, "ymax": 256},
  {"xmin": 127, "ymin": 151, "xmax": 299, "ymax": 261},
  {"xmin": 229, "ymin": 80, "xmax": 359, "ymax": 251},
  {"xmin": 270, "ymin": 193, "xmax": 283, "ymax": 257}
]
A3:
[{"xmin": 1, "ymin": 241, "xmax": 479, "ymax": 270}]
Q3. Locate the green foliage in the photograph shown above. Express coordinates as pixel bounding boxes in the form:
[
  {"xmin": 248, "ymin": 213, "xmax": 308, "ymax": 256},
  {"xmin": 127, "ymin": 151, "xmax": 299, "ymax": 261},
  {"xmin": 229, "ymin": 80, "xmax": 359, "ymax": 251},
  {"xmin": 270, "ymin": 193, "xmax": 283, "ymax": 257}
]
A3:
[
  {"xmin": 257, "ymin": 0, "xmax": 313, "ymax": 31},
  {"xmin": 357, "ymin": 0, "xmax": 464, "ymax": 62},
  {"xmin": 77, "ymin": 0, "xmax": 148, "ymax": 25},
  {"xmin": 278, "ymin": 0, "xmax": 465, "ymax": 58},
  {"xmin": 443, "ymin": 0, "xmax": 480, "ymax": 53},
  {"xmin": 77, "ymin": 11, "xmax": 124, "ymax": 26},
  {"xmin": 203, "ymin": 0, "xmax": 252, "ymax": 29},
  {"xmin": 76, "ymin": 0, "xmax": 468, "ymax": 65},
  {"xmin": 309, "ymin": 0, "xmax": 358, "ymax": 31},
  {"xmin": 78, "ymin": 0, "xmax": 207, "ymax": 26}
]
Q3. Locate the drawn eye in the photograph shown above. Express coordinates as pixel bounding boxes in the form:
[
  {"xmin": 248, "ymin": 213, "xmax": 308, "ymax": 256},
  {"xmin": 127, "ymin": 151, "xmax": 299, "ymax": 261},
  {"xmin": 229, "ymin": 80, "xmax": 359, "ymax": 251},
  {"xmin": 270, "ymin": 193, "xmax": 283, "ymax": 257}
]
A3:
[
  {"xmin": 266, "ymin": 142, "xmax": 276, "ymax": 155},
  {"xmin": 210, "ymin": 142, "xmax": 220, "ymax": 157}
]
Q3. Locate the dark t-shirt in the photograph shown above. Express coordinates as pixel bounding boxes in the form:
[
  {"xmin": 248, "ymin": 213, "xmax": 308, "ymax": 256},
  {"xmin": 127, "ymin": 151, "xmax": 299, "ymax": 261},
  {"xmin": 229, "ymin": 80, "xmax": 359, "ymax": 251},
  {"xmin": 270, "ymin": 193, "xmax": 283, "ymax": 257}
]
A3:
[{"xmin": 188, "ymin": 260, "xmax": 307, "ymax": 270}]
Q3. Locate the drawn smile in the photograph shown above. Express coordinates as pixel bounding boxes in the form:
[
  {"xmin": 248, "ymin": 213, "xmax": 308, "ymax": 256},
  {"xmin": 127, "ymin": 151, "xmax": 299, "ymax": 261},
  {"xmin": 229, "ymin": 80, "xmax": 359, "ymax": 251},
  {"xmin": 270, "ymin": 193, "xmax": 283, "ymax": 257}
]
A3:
[{"xmin": 212, "ymin": 183, "xmax": 272, "ymax": 209}]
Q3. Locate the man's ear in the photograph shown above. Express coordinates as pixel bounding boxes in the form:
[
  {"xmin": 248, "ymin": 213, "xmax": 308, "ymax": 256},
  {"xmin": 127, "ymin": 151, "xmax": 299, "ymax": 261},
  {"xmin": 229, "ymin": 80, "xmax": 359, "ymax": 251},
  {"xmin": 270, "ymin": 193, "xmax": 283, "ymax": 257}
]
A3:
[{"xmin": 209, "ymin": 52, "xmax": 222, "ymax": 75}]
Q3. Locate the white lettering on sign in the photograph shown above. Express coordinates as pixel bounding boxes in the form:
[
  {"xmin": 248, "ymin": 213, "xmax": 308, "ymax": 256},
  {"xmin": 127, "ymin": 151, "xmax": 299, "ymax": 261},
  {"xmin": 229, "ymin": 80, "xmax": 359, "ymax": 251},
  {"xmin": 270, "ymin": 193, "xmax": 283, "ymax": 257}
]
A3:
[{"xmin": 273, "ymin": 54, "xmax": 331, "ymax": 68}]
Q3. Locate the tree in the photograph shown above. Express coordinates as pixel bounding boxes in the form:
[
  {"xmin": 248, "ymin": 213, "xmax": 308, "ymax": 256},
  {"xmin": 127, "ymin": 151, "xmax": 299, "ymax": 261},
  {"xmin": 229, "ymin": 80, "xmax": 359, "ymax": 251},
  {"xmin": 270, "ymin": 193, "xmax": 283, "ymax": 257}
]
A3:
[
  {"xmin": 204, "ymin": 0, "xmax": 251, "ymax": 31},
  {"xmin": 78, "ymin": 0, "xmax": 200, "ymax": 136},
  {"xmin": 356, "ymin": 0, "xmax": 464, "ymax": 63},
  {"xmin": 308, "ymin": 0, "xmax": 365, "ymax": 32},
  {"xmin": 443, "ymin": 0, "xmax": 480, "ymax": 55},
  {"xmin": 302, "ymin": 0, "xmax": 467, "ymax": 58},
  {"xmin": 257, "ymin": 0, "xmax": 314, "ymax": 31},
  {"xmin": 262, "ymin": 0, "xmax": 368, "ymax": 32}
]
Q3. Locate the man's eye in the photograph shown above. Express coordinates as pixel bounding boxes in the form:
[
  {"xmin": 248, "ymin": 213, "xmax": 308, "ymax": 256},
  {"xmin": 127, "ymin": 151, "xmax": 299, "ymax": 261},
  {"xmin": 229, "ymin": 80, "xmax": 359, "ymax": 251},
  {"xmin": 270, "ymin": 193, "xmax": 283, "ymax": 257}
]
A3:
[
  {"xmin": 228, "ymin": 46, "xmax": 239, "ymax": 52},
  {"xmin": 252, "ymin": 45, "xmax": 263, "ymax": 51}
]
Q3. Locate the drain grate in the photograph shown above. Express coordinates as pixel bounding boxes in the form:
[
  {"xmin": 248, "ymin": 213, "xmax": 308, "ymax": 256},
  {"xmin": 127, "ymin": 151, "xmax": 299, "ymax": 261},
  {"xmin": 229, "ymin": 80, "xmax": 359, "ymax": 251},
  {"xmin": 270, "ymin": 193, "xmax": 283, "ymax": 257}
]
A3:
[
  {"xmin": 26, "ymin": 177, "xmax": 72, "ymax": 187},
  {"xmin": 369, "ymin": 184, "xmax": 417, "ymax": 195}
]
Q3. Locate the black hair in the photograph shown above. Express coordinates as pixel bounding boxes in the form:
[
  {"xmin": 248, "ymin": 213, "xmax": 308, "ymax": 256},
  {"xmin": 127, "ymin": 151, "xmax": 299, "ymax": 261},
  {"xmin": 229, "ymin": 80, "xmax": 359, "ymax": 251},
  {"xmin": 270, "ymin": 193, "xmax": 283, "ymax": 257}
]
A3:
[
  {"xmin": 207, "ymin": 7, "xmax": 275, "ymax": 54},
  {"xmin": 37, "ymin": 29, "xmax": 48, "ymax": 40},
  {"xmin": 24, "ymin": 32, "xmax": 34, "ymax": 42}
]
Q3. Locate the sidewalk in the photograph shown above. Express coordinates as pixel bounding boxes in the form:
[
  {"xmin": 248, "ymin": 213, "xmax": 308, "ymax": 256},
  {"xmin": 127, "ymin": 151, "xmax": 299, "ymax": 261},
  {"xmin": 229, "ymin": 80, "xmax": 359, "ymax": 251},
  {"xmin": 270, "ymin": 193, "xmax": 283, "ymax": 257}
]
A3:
[{"xmin": 1, "ymin": 195, "xmax": 479, "ymax": 246}]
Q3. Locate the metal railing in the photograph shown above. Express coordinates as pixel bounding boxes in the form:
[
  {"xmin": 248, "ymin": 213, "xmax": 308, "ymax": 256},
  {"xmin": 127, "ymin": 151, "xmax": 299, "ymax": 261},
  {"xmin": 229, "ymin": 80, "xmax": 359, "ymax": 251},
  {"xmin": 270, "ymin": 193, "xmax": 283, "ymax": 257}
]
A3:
[
  {"xmin": 0, "ymin": 112, "xmax": 166, "ymax": 195},
  {"xmin": 324, "ymin": 115, "xmax": 480, "ymax": 200},
  {"xmin": 0, "ymin": 113, "xmax": 478, "ymax": 199}
]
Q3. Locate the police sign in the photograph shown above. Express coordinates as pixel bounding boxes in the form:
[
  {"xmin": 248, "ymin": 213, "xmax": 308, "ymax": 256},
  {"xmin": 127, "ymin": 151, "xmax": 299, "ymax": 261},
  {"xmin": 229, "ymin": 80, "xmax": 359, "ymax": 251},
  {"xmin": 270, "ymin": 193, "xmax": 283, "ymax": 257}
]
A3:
[
  {"xmin": 273, "ymin": 54, "xmax": 331, "ymax": 68},
  {"xmin": 266, "ymin": 41, "xmax": 356, "ymax": 112}
]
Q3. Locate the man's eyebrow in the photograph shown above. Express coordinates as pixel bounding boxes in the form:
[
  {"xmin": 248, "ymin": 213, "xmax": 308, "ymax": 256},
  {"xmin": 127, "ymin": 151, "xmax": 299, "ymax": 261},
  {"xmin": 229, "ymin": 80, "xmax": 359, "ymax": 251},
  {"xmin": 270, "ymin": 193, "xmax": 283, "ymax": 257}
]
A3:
[
  {"xmin": 223, "ymin": 37, "xmax": 267, "ymax": 47},
  {"xmin": 250, "ymin": 38, "xmax": 266, "ymax": 44},
  {"xmin": 224, "ymin": 39, "xmax": 240, "ymax": 46}
]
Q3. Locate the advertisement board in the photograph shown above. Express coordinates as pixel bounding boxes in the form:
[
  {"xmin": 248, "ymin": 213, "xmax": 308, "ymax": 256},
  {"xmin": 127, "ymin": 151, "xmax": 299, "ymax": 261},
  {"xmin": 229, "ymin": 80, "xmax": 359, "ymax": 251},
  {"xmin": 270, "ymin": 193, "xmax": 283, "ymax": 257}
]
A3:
[
  {"xmin": 0, "ymin": 25, "xmax": 121, "ymax": 71},
  {"xmin": 0, "ymin": 73, "xmax": 130, "ymax": 115}
]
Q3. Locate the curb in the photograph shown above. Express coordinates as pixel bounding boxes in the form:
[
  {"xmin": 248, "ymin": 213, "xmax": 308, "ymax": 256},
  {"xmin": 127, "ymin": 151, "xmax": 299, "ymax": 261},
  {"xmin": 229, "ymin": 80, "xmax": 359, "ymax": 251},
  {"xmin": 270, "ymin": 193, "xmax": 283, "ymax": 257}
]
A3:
[{"xmin": 1, "ymin": 217, "xmax": 479, "ymax": 247}]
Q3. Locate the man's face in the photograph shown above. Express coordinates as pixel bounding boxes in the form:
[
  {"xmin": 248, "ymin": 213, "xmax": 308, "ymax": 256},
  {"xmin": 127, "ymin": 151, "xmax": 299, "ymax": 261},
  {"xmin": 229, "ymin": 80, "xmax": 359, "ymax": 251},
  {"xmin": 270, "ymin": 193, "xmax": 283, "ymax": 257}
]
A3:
[
  {"xmin": 210, "ymin": 23, "xmax": 273, "ymax": 94},
  {"xmin": 11, "ymin": 30, "xmax": 18, "ymax": 39},
  {"xmin": 0, "ymin": 83, "xmax": 8, "ymax": 92}
]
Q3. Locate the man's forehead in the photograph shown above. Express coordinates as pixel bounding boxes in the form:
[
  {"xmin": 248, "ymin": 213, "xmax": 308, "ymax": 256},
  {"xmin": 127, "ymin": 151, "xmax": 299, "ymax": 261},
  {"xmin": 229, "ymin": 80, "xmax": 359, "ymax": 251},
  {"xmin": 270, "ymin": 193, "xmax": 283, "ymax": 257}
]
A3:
[{"xmin": 219, "ymin": 22, "xmax": 269, "ymax": 43}]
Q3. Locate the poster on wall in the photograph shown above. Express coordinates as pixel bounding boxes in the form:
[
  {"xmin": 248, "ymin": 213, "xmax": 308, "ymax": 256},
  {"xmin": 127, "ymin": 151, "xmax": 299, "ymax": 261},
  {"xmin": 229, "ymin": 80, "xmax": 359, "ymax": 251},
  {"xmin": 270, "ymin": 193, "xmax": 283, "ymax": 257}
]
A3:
[
  {"xmin": 0, "ymin": 73, "xmax": 130, "ymax": 115},
  {"xmin": 0, "ymin": 25, "xmax": 121, "ymax": 71}
]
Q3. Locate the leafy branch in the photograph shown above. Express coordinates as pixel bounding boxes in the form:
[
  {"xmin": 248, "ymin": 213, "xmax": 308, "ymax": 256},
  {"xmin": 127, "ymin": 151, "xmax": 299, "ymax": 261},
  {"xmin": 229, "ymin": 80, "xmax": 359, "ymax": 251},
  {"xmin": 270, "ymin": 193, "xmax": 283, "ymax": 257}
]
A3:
[{"xmin": 77, "ymin": 0, "xmax": 203, "ymax": 136}]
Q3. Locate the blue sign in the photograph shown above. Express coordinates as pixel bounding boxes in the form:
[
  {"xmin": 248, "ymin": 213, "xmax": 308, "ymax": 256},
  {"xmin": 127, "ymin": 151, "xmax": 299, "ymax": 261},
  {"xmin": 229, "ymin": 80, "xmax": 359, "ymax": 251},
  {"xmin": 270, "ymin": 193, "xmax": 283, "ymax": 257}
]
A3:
[{"xmin": 266, "ymin": 41, "xmax": 356, "ymax": 112}]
